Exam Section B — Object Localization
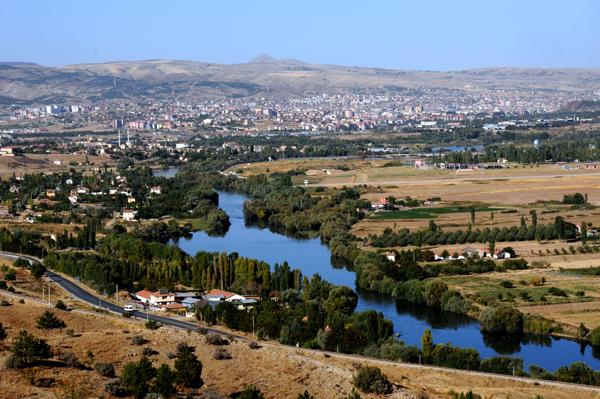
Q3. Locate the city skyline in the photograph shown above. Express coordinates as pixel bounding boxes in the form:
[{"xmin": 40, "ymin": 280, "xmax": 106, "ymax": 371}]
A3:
[{"xmin": 2, "ymin": 0, "xmax": 599, "ymax": 70}]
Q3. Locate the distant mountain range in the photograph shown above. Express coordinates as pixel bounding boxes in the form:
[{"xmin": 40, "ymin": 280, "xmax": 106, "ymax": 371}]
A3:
[{"xmin": 1, "ymin": 56, "xmax": 600, "ymax": 105}]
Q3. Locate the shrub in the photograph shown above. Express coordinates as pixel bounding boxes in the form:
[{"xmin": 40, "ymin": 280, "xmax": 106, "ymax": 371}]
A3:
[
  {"xmin": 589, "ymin": 327, "xmax": 600, "ymax": 347},
  {"xmin": 248, "ymin": 341, "xmax": 261, "ymax": 350},
  {"xmin": 65, "ymin": 328, "xmax": 75, "ymax": 337},
  {"xmin": 4, "ymin": 269, "xmax": 16, "ymax": 281},
  {"xmin": 480, "ymin": 357, "xmax": 524, "ymax": 375},
  {"xmin": 145, "ymin": 319, "xmax": 160, "ymax": 330},
  {"xmin": 206, "ymin": 334, "xmax": 229, "ymax": 346},
  {"xmin": 55, "ymin": 300, "xmax": 68, "ymax": 310},
  {"xmin": 104, "ymin": 378, "xmax": 127, "ymax": 396},
  {"xmin": 36, "ymin": 310, "xmax": 66, "ymax": 329},
  {"xmin": 94, "ymin": 361, "xmax": 116, "ymax": 377},
  {"xmin": 131, "ymin": 335, "xmax": 147, "ymax": 346},
  {"xmin": 213, "ymin": 347, "xmax": 232, "ymax": 360},
  {"xmin": 142, "ymin": 347, "xmax": 158, "ymax": 357},
  {"xmin": 234, "ymin": 384, "xmax": 266, "ymax": 399},
  {"xmin": 58, "ymin": 351, "xmax": 80, "ymax": 368},
  {"xmin": 0, "ymin": 322, "xmax": 6, "ymax": 341},
  {"xmin": 548, "ymin": 287, "xmax": 567, "ymax": 297},
  {"xmin": 6, "ymin": 330, "xmax": 52, "ymax": 369},
  {"xmin": 352, "ymin": 366, "xmax": 393, "ymax": 395},
  {"xmin": 554, "ymin": 362, "xmax": 597, "ymax": 385},
  {"xmin": 449, "ymin": 391, "xmax": 481, "ymax": 399},
  {"xmin": 500, "ymin": 280, "xmax": 514, "ymax": 288}
]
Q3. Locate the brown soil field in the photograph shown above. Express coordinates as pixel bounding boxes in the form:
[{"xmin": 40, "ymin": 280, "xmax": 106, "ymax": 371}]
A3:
[
  {"xmin": 0, "ymin": 219, "xmax": 83, "ymax": 236},
  {"xmin": 0, "ymin": 153, "xmax": 114, "ymax": 178},
  {"xmin": 345, "ymin": 167, "xmax": 600, "ymax": 205},
  {"xmin": 0, "ymin": 297, "xmax": 598, "ymax": 399}
]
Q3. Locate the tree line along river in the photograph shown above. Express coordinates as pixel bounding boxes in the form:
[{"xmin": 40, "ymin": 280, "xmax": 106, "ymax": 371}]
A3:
[{"xmin": 171, "ymin": 190, "xmax": 600, "ymax": 372}]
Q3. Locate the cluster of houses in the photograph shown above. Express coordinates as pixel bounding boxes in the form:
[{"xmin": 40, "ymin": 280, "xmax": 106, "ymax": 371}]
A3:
[
  {"xmin": 132, "ymin": 288, "xmax": 259, "ymax": 317},
  {"xmin": 40, "ymin": 175, "xmax": 163, "ymax": 222},
  {"xmin": 434, "ymin": 247, "xmax": 513, "ymax": 261},
  {"xmin": 383, "ymin": 246, "xmax": 513, "ymax": 263}
]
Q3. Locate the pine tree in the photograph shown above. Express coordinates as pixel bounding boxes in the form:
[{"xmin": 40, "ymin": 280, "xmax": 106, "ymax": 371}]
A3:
[{"xmin": 421, "ymin": 329, "xmax": 433, "ymax": 362}]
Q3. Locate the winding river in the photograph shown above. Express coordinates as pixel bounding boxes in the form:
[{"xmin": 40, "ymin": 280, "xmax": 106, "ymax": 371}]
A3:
[{"xmin": 173, "ymin": 191, "xmax": 600, "ymax": 371}]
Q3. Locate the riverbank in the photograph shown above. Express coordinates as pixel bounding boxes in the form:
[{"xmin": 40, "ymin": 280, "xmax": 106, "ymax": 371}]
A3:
[
  {"xmin": 1, "ymin": 295, "xmax": 598, "ymax": 399},
  {"xmin": 173, "ymin": 190, "xmax": 600, "ymax": 371}
]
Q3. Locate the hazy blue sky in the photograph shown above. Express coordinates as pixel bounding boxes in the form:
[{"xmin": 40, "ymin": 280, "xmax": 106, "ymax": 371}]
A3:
[{"xmin": 2, "ymin": 0, "xmax": 599, "ymax": 70}]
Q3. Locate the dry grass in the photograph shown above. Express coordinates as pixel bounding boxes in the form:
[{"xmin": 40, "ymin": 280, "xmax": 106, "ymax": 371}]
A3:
[
  {"xmin": 0, "ymin": 153, "xmax": 114, "ymax": 179},
  {"xmin": 0, "ymin": 299, "xmax": 597, "ymax": 399}
]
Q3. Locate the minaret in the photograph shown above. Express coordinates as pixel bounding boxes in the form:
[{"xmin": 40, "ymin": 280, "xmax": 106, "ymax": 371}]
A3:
[
  {"xmin": 126, "ymin": 130, "xmax": 130, "ymax": 147},
  {"xmin": 118, "ymin": 130, "xmax": 121, "ymax": 147}
]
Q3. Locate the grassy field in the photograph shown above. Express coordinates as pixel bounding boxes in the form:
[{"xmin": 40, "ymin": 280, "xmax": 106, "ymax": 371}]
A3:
[
  {"xmin": 433, "ymin": 267, "xmax": 600, "ymax": 332},
  {"xmin": 371, "ymin": 205, "xmax": 502, "ymax": 220}
]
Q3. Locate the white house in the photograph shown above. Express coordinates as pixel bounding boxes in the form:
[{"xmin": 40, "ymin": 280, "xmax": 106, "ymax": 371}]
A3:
[
  {"xmin": 203, "ymin": 289, "xmax": 257, "ymax": 304},
  {"xmin": 122, "ymin": 208, "xmax": 137, "ymax": 222},
  {"xmin": 150, "ymin": 186, "xmax": 162, "ymax": 195},
  {"xmin": 135, "ymin": 289, "xmax": 177, "ymax": 306},
  {"xmin": 0, "ymin": 147, "xmax": 14, "ymax": 157}
]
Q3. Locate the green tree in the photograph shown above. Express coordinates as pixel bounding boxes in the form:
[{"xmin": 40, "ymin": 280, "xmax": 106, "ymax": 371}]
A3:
[
  {"xmin": 174, "ymin": 343, "xmax": 203, "ymax": 388},
  {"xmin": 236, "ymin": 384, "xmax": 266, "ymax": 399},
  {"xmin": 121, "ymin": 356, "xmax": 156, "ymax": 399},
  {"xmin": 0, "ymin": 322, "xmax": 6, "ymax": 341},
  {"xmin": 7, "ymin": 330, "xmax": 52, "ymax": 369},
  {"xmin": 470, "ymin": 206, "xmax": 476, "ymax": 224},
  {"xmin": 352, "ymin": 366, "xmax": 393, "ymax": 394},
  {"xmin": 421, "ymin": 329, "xmax": 433, "ymax": 361},
  {"xmin": 480, "ymin": 305, "xmax": 523, "ymax": 335},
  {"xmin": 324, "ymin": 286, "xmax": 358, "ymax": 315},
  {"xmin": 296, "ymin": 391, "xmax": 314, "ymax": 399},
  {"xmin": 30, "ymin": 263, "xmax": 46, "ymax": 279},
  {"xmin": 36, "ymin": 310, "xmax": 66, "ymax": 329},
  {"xmin": 529, "ymin": 209, "xmax": 538, "ymax": 228},
  {"xmin": 153, "ymin": 363, "xmax": 176, "ymax": 397},
  {"xmin": 581, "ymin": 221, "xmax": 588, "ymax": 245}
]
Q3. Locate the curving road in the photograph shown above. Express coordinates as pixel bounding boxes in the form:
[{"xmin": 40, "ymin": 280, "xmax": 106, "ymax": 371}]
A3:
[
  {"xmin": 0, "ymin": 251, "xmax": 233, "ymax": 337},
  {"xmin": 3, "ymin": 251, "xmax": 600, "ymax": 393}
]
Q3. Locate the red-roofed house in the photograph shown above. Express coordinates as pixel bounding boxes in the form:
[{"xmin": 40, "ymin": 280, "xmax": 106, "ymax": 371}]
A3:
[
  {"xmin": 135, "ymin": 289, "xmax": 176, "ymax": 306},
  {"xmin": 204, "ymin": 288, "xmax": 246, "ymax": 303}
]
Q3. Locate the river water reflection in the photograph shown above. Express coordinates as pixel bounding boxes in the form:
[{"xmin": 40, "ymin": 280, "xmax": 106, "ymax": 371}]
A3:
[{"xmin": 173, "ymin": 191, "xmax": 600, "ymax": 371}]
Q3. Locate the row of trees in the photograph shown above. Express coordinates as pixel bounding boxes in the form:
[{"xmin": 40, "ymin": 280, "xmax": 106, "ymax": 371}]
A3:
[
  {"xmin": 44, "ymin": 234, "xmax": 304, "ymax": 296},
  {"xmin": 369, "ymin": 215, "xmax": 578, "ymax": 248},
  {"xmin": 443, "ymin": 140, "xmax": 600, "ymax": 164}
]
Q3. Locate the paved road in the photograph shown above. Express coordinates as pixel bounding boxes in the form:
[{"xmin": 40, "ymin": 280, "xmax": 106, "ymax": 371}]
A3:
[
  {"xmin": 3, "ymin": 251, "xmax": 600, "ymax": 392},
  {"xmin": 0, "ymin": 251, "xmax": 234, "ymax": 337}
]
